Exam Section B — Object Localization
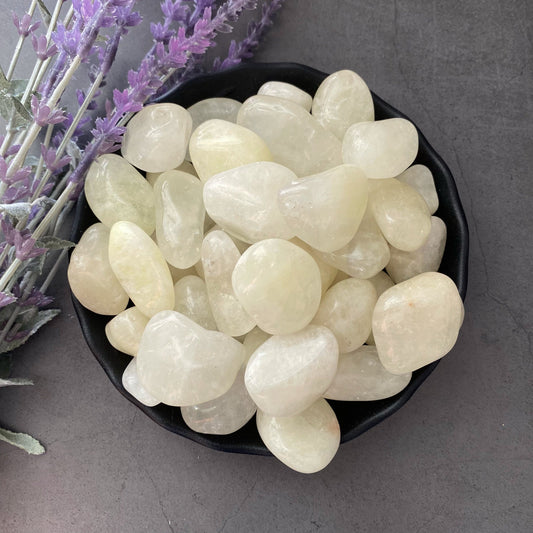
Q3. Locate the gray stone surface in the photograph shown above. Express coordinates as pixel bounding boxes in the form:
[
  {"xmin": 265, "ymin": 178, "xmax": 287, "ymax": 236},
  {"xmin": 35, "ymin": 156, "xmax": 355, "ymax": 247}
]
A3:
[{"xmin": 1, "ymin": 1, "xmax": 532, "ymax": 532}]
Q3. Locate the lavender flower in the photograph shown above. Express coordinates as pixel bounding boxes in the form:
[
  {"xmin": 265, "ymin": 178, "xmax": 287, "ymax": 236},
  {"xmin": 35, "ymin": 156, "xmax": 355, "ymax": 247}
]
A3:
[
  {"xmin": 31, "ymin": 34, "xmax": 58, "ymax": 61},
  {"xmin": 0, "ymin": 290, "xmax": 16, "ymax": 308},
  {"xmin": 12, "ymin": 12, "xmax": 40, "ymax": 38},
  {"xmin": 30, "ymin": 96, "xmax": 67, "ymax": 127}
]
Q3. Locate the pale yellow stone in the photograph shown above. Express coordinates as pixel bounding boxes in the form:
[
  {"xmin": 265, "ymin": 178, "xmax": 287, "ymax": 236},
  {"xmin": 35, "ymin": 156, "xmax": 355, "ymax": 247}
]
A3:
[
  {"xmin": 201, "ymin": 230, "xmax": 256, "ymax": 336},
  {"xmin": 173, "ymin": 275, "xmax": 217, "ymax": 330},
  {"xmin": 146, "ymin": 160, "xmax": 198, "ymax": 186},
  {"xmin": 373, "ymin": 272, "xmax": 464, "ymax": 374},
  {"xmin": 108, "ymin": 221, "xmax": 174, "ymax": 317},
  {"xmin": 232, "ymin": 239, "xmax": 321, "ymax": 335},
  {"xmin": 154, "ymin": 170, "xmax": 205, "ymax": 269},
  {"xmin": 342, "ymin": 118, "xmax": 418, "ymax": 179},
  {"xmin": 312, "ymin": 69, "xmax": 374, "ymax": 139},
  {"xmin": 189, "ymin": 119, "xmax": 272, "ymax": 182},
  {"xmin": 68, "ymin": 223, "xmax": 129, "ymax": 315},
  {"xmin": 122, "ymin": 103, "xmax": 192, "ymax": 172},
  {"xmin": 245, "ymin": 325, "xmax": 338, "ymax": 416},
  {"xmin": 366, "ymin": 271, "xmax": 395, "ymax": 345},
  {"xmin": 258, "ymin": 81, "xmax": 313, "ymax": 111},
  {"xmin": 187, "ymin": 97, "xmax": 242, "ymax": 131},
  {"xmin": 137, "ymin": 310, "xmax": 245, "ymax": 406},
  {"xmin": 313, "ymin": 279, "xmax": 377, "ymax": 353},
  {"xmin": 256, "ymin": 399, "xmax": 340, "ymax": 474},
  {"xmin": 397, "ymin": 164, "xmax": 439, "ymax": 214},
  {"xmin": 237, "ymin": 95, "xmax": 342, "ymax": 176},
  {"xmin": 243, "ymin": 327, "xmax": 271, "ymax": 365},
  {"xmin": 324, "ymin": 345, "xmax": 411, "ymax": 401},
  {"xmin": 122, "ymin": 358, "xmax": 160, "ymax": 407},
  {"xmin": 105, "ymin": 306, "xmax": 149, "ymax": 356},
  {"xmin": 84, "ymin": 154, "xmax": 155, "ymax": 235},
  {"xmin": 370, "ymin": 178, "xmax": 431, "ymax": 252}
]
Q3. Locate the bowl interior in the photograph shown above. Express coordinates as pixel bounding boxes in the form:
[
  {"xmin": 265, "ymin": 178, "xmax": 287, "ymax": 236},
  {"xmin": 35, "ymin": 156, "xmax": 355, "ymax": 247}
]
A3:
[{"xmin": 71, "ymin": 62, "xmax": 469, "ymax": 455}]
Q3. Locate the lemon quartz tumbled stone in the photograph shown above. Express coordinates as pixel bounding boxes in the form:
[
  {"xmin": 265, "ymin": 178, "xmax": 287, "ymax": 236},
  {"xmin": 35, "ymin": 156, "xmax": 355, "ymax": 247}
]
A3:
[
  {"xmin": 397, "ymin": 164, "xmax": 439, "ymax": 215},
  {"xmin": 105, "ymin": 306, "xmax": 149, "ymax": 356},
  {"xmin": 173, "ymin": 275, "xmax": 217, "ymax": 330},
  {"xmin": 122, "ymin": 358, "xmax": 160, "ymax": 407},
  {"xmin": 258, "ymin": 81, "xmax": 313, "ymax": 111}
]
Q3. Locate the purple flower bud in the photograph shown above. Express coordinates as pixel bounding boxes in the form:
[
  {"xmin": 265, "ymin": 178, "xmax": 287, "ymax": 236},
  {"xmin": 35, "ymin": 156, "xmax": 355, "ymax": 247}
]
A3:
[
  {"xmin": 13, "ymin": 232, "xmax": 47, "ymax": 261},
  {"xmin": 40, "ymin": 145, "xmax": 71, "ymax": 174},
  {"xmin": 0, "ymin": 291, "xmax": 16, "ymax": 308},
  {"xmin": 32, "ymin": 34, "xmax": 58, "ymax": 60},
  {"xmin": 12, "ymin": 12, "xmax": 40, "ymax": 37},
  {"xmin": 31, "ymin": 96, "xmax": 67, "ymax": 127}
]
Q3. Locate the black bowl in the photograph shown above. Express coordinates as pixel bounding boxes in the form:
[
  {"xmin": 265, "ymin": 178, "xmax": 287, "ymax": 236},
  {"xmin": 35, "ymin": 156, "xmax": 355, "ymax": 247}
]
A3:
[{"xmin": 71, "ymin": 62, "xmax": 469, "ymax": 455}]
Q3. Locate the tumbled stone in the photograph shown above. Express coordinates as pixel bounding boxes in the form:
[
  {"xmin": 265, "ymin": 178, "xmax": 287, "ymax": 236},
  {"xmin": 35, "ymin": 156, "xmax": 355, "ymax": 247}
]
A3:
[
  {"xmin": 146, "ymin": 160, "xmax": 198, "ymax": 186},
  {"xmin": 256, "ymin": 398, "xmax": 340, "ymax": 474},
  {"xmin": 105, "ymin": 306, "xmax": 149, "ymax": 356},
  {"xmin": 154, "ymin": 170, "xmax": 205, "ymax": 269},
  {"xmin": 278, "ymin": 165, "xmax": 368, "ymax": 252},
  {"xmin": 313, "ymin": 279, "xmax": 377, "ymax": 353},
  {"xmin": 373, "ymin": 272, "xmax": 464, "ymax": 374},
  {"xmin": 342, "ymin": 118, "xmax": 418, "ymax": 179},
  {"xmin": 122, "ymin": 358, "xmax": 160, "ymax": 407},
  {"xmin": 370, "ymin": 178, "xmax": 431, "ymax": 252},
  {"xmin": 387, "ymin": 216, "xmax": 447, "ymax": 283},
  {"xmin": 173, "ymin": 275, "xmax": 217, "ymax": 330},
  {"xmin": 68, "ymin": 223, "xmax": 129, "ymax": 315},
  {"xmin": 84, "ymin": 154, "xmax": 155, "ymax": 235},
  {"xmin": 137, "ymin": 310, "xmax": 244, "ymax": 405},
  {"xmin": 258, "ymin": 81, "xmax": 312, "ymax": 111},
  {"xmin": 203, "ymin": 162, "xmax": 295, "ymax": 243},
  {"xmin": 324, "ymin": 345, "xmax": 411, "ymax": 401},
  {"xmin": 108, "ymin": 221, "xmax": 174, "ymax": 317},
  {"xmin": 237, "ymin": 95, "xmax": 342, "ymax": 176},
  {"xmin": 312, "ymin": 69, "xmax": 374, "ymax": 139},
  {"xmin": 245, "ymin": 325, "xmax": 338, "ymax": 416},
  {"xmin": 243, "ymin": 327, "xmax": 271, "ymax": 365},
  {"xmin": 366, "ymin": 271, "xmax": 395, "ymax": 345},
  {"xmin": 188, "ymin": 97, "xmax": 241, "ymax": 131},
  {"xmin": 201, "ymin": 230, "xmax": 256, "ymax": 336},
  {"xmin": 189, "ymin": 119, "xmax": 272, "ymax": 182},
  {"xmin": 397, "ymin": 164, "xmax": 439, "ymax": 214},
  {"xmin": 232, "ymin": 239, "xmax": 321, "ymax": 335},
  {"xmin": 181, "ymin": 366, "xmax": 256, "ymax": 435},
  {"xmin": 167, "ymin": 264, "xmax": 200, "ymax": 283},
  {"xmin": 316, "ymin": 209, "xmax": 390, "ymax": 278},
  {"xmin": 122, "ymin": 103, "xmax": 192, "ymax": 172}
]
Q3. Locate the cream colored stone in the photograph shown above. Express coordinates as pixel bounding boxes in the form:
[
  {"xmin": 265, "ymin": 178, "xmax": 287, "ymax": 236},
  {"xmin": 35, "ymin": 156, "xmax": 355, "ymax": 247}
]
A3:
[
  {"xmin": 108, "ymin": 221, "xmax": 174, "ymax": 317},
  {"xmin": 232, "ymin": 239, "xmax": 321, "ymax": 335},
  {"xmin": 84, "ymin": 154, "xmax": 155, "ymax": 234},
  {"xmin": 105, "ymin": 306, "xmax": 149, "ymax": 356},
  {"xmin": 154, "ymin": 170, "xmax": 205, "ymax": 269},
  {"xmin": 146, "ymin": 160, "xmax": 198, "ymax": 186},
  {"xmin": 366, "ymin": 271, "xmax": 395, "ymax": 345},
  {"xmin": 122, "ymin": 358, "xmax": 160, "ymax": 407},
  {"xmin": 397, "ymin": 164, "xmax": 439, "ymax": 214},
  {"xmin": 278, "ymin": 164, "xmax": 368, "ymax": 252},
  {"xmin": 324, "ymin": 345, "xmax": 411, "ymax": 401},
  {"xmin": 342, "ymin": 118, "xmax": 418, "ymax": 179},
  {"xmin": 137, "ymin": 310, "xmax": 244, "ymax": 406},
  {"xmin": 188, "ymin": 97, "xmax": 241, "ymax": 131},
  {"xmin": 189, "ymin": 119, "xmax": 272, "ymax": 182},
  {"xmin": 173, "ymin": 275, "xmax": 217, "ymax": 330},
  {"xmin": 258, "ymin": 81, "xmax": 312, "ymax": 111},
  {"xmin": 68, "ymin": 223, "xmax": 129, "ymax": 315},
  {"xmin": 312, "ymin": 69, "xmax": 374, "ymax": 139},
  {"xmin": 122, "ymin": 103, "xmax": 192, "ymax": 172},
  {"xmin": 237, "ymin": 95, "xmax": 342, "ymax": 176},
  {"xmin": 256, "ymin": 399, "xmax": 340, "ymax": 474},
  {"xmin": 373, "ymin": 272, "xmax": 464, "ymax": 374},
  {"xmin": 245, "ymin": 325, "xmax": 338, "ymax": 416}
]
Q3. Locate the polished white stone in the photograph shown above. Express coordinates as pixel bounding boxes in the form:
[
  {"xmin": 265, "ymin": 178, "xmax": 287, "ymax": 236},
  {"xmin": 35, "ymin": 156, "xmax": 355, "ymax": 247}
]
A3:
[
  {"xmin": 366, "ymin": 271, "xmax": 395, "ymax": 345},
  {"xmin": 173, "ymin": 275, "xmax": 217, "ymax": 330},
  {"xmin": 188, "ymin": 97, "xmax": 241, "ymax": 132},
  {"xmin": 122, "ymin": 358, "xmax": 160, "ymax": 407},
  {"xmin": 146, "ymin": 160, "xmax": 198, "ymax": 186},
  {"xmin": 258, "ymin": 81, "xmax": 312, "ymax": 111},
  {"xmin": 397, "ymin": 164, "xmax": 439, "ymax": 214},
  {"xmin": 105, "ymin": 306, "xmax": 149, "ymax": 356}
]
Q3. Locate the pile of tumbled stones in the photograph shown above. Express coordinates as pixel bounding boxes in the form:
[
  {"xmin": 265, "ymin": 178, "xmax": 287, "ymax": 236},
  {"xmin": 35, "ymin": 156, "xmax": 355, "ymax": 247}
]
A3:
[{"xmin": 68, "ymin": 69, "xmax": 464, "ymax": 474}]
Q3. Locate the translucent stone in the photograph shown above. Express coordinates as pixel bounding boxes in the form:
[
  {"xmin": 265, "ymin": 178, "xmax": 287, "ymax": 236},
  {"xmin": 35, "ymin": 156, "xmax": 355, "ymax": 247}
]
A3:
[
  {"xmin": 105, "ymin": 306, "xmax": 149, "ymax": 356},
  {"xmin": 243, "ymin": 327, "xmax": 271, "ymax": 365},
  {"xmin": 201, "ymin": 230, "xmax": 255, "ymax": 336},
  {"xmin": 84, "ymin": 154, "xmax": 155, "ymax": 235},
  {"xmin": 189, "ymin": 119, "xmax": 272, "ymax": 183},
  {"xmin": 187, "ymin": 97, "xmax": 241, "ymax": 131},
  {"xmin": 278, "ymin": 164, "xmax": 368, "ymax": 252},
  {"xmin": 387, "ymin": 216, "xmax": 447, "ymax": 283},
  {"xmin": 108, "ymin": 221, "xmax": 174, "ymax": 317},
  {"xmin": 203, "ymin": 162, "xmax": 295, "ymax": 243},
  {"xmin": 146, "ymin": 160, "xmax": 198, "ymax": 186},
  {"xmin": 68, "ymin": 223, "xmax": 129, "ymax": 315},
  {"xmin": 173, "ymin": 275, "xmax": 217, "ymax": 330},
  {"xmin": 245, "ymin": 325, "xmax": 338, "ymax": 416},
  {"xmin": 256, "ymin": 398, "xmax": 340, "ymax": 474},
  {"xmin": 324, "ymin": 345, "xmax": 411, "ymax": 401},
  {"xmin": 373, "ymin": 272, "xmax": 464, "ymax": 374},
  {"xmin": 122, "ymin": 358, "xmax": 160, "ymax": 407},
  {"xmin": 137, "ymin": 310, "xmax": 245, "ymax": 406},
  {"xmin": 232, "ymin": 239, "xmax": 321, "ymax": 335},
  {"xmin": 316, "ymin": 209, "xmax": 390, "ymax": 278},
  {"xmin": 397, "ymin": 164, "xmax": 439, "ymax": 214},
  {"xmin": 258, "ymin": 81, "xmax": 313, "ymax": 111},
  {"xmin": 181, "ymin": 366, "xmax": 256, "ymax": 435},
  {"xmin": 366, "ymin": 271, "xmax": 395, "ymax": 345},
  {"xmin": 122, "ymin": 103, "xmax": 192, "ymax": 172},
  {"xmin": 370, "ymin": 178, "xmax": 431, "ymax": 252},
  {"xmin": 312, "ymin": 69, "xmax": 374, "ymax": 139},
  {"xmin": 154, "ymin": 170, "xmax": 205, "ymax": 269},
  {"xmin": 237, "ymin": 95, "xmax": 342, "ymax": 177},
  {"xmin": 312, "ymin": 279, "xmax": 377, "ymax": 353},
  {"xmin": 342, "ymin": 118, "xmax": 418, "ymax": 179}
]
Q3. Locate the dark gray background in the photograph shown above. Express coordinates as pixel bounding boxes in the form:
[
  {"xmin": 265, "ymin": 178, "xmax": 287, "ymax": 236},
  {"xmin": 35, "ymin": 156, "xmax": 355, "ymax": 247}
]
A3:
[{"xmin": 1, "ymin": 1, "xmax": 532, "ymax": 532}]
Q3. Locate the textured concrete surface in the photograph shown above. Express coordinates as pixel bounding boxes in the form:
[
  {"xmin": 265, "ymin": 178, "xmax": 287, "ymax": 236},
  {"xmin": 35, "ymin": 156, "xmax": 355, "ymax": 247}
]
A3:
[{"xmin": 1, "ymin": 1, "xmax": 532, "ymax": 532}]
